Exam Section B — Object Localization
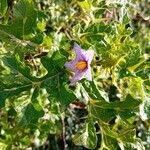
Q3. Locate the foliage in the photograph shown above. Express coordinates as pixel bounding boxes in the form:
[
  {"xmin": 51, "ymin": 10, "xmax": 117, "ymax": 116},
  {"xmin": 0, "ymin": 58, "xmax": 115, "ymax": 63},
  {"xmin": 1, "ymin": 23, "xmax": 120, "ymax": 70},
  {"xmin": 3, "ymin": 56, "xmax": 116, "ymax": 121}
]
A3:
[{"xmin": 0, "ymin": 0, "xmax": 149, "ymax": 149}]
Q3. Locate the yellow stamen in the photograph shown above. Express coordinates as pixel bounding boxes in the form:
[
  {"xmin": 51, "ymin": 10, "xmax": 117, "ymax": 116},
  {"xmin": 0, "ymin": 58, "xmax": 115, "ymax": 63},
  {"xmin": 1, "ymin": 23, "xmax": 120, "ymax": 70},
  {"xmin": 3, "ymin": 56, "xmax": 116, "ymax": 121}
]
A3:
[{"xmin": 75, "ymin": 61, "xmax": 87, "ymax": 71}]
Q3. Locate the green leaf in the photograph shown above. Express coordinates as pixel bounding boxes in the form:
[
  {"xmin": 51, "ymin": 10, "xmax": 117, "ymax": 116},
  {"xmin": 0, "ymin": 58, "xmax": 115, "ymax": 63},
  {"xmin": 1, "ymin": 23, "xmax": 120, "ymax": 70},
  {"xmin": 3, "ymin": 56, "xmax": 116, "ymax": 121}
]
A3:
[
  {"xmin": 41, "ymin": 55, "xmax": 56, "ymax": 75},
  {"xmin": 102, "ymin": 124, "xmax": 136, "ymax": 143},
  {"xmin": 122, "ymin": 13, "xmax": 130, "ymax": 25},
  {"xmin": 58, "ymin": 82, "xmax": 76, "ymax": 105},
  {"xmin": 118, "ymin": 109, "xmax": 137, "ymax": 120},
  {"xmin": 41, "ymin": 51, "xmax": 66, "ymax": 73},
  {"xmin": 41, "ymin": 52, "xmax": 76, "ymax": 105},
  {"xmin": 0, "ymin": 55, "xmax": 34, "ymax": 108},
  {"xmin": 2, "ymin": 51, "xmax": 76, "ymax": 109},
  {"xmin": 82, "ymin": 80, "xmax": 105, "ymax": 100},
  {"xmin": 86, "ymin": 23, "xmax": 112, "ymax": 34},
  {"xmin": 77, "ymin": 0, "xmax": 92, "ymax": 12},
  {"xmin": 0, "ymin": 81, "xmax": 32, "ymax": 108},
  {"xmin": 119, "ymin": 129, "xmax": 136, "ymax": 143},
  {"xmin": 0, "ymin": 142, "xmax": 7, "ymax": 150},
  {"xmin": 3, "ymin": 55, "xmax": 37, "ymax": 81},
  {"xmin": 124, "ymin": 139, "xmax": 145, "ymax": 150},
  {"xmin": 101, "ymin": 135, "xmax": 120, "ymax": 150},
  {"xmin": 37, "ymin": 21, "xmax": 46, "ymax": 32},
  {"xmin": 31, "ymin": 33, "xmax": 43, "ymax": 44},
  {"xmin": 73, "ymin": 122, "xmax": 97, "ymax": 149},
  {"xmin": 13, "ymin": 0, "xmax": 35, "ymax": 18},
  {"xmin": 52, "ymin": 51, "xmax": 67, "ymax": 69},
  {"xmin": 125, "ymin": 77, "xmax": 145, "ymax": 101},
  {"xmin": 90, "ymin": 108, "xmax": 115, "ymax": 122},
  {"xmin": 96, "ymin": 40, "xmax": 111, "ymax": 55},
  {"xmin": 41, "ymin": 75, "xmax": 76, "ymax": 106},
  {"xmin": 89, "ymin": 94, "xmax": 141, "ymax": 122},
  {"xmin": 0, "ymin": 0, "xmax": 37, "ymax": 39},
  {"xmin": 0, "ymin": 0, "xmax": 8, "ymax": 17},
  {"xmin": 19, "ymin": 103, "xmax": 44, "ymax": 127},
  {"xmin": 18, "ymin": 87, "xmax": 44, "ymax": 127},
  {"xmin": 90, "ymin": 94, "xmax": 141, "ymax": 110},
  {"xmin": 142, "ymin": 96, "xmax": 150, "ymax": 119},
  {"xmin": 42, "ymin": 35, "xmax": 52, "ymax": 49},
  {"xmin": 125, "ymin": 46, "xmax": 141, "ymax": 68}
]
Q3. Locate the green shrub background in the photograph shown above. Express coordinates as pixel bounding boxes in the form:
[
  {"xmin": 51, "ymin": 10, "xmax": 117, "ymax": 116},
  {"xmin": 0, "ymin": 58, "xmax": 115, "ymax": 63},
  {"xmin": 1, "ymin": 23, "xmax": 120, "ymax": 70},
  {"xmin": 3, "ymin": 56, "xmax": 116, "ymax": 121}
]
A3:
[{"xmin": 0, "ymin": 0, "xmax": 149, "ymax": 149}]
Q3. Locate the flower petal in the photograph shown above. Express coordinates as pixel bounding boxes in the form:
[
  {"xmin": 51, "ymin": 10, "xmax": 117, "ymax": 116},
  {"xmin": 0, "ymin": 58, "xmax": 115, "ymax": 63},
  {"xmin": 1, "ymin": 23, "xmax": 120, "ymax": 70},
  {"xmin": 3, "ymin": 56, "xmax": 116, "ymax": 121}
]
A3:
[
  {"xmin": 85, "ymin": 68, "xmax": 92, "ymax": 81},
  {"xmin": 65, "ymin": 60, "xmax": 76, "ymax": 71},
  {"xmin": 73, "ymin": 43, "xmax": 85, "ymax": 60},
  {"xmin": 70, "ymin": 70, "xmax": 84, "ymax": 85},
  {"xmin": 83, "ymin": 50, "xmax": 94, "ymax": 64}
]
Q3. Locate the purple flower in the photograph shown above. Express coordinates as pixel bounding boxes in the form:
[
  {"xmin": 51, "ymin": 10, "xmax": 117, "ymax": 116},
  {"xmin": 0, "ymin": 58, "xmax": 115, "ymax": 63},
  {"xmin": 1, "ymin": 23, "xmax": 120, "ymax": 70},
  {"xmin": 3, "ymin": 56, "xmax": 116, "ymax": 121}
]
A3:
[{"xmin": 65, "ymin": 43, "xmax": 94, "ymax": 85}]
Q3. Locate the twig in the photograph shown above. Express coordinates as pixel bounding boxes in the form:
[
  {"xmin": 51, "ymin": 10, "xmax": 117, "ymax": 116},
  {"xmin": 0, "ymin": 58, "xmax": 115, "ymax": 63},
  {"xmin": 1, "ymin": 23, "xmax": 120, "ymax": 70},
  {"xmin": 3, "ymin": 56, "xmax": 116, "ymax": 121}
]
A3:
[{"xmin": 61, "ymin": 112, "xmax": 66, "ymax": 150}]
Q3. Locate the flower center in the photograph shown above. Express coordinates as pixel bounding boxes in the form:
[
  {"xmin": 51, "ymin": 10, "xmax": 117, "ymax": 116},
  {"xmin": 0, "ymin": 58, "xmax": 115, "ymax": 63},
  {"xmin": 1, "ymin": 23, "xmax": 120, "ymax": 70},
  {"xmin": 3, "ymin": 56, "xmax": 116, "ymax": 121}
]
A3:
[{"xmin": 75, "ymin": 61, "xmax": 87, "ymax": 71}]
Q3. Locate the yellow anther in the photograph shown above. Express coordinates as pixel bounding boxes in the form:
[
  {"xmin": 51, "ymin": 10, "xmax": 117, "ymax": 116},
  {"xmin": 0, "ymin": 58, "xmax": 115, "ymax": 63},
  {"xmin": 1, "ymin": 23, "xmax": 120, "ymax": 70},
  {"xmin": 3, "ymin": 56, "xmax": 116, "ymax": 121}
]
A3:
[{"xmin": 75, "ymin": 61, "xmax": 87, "ymax": 71}]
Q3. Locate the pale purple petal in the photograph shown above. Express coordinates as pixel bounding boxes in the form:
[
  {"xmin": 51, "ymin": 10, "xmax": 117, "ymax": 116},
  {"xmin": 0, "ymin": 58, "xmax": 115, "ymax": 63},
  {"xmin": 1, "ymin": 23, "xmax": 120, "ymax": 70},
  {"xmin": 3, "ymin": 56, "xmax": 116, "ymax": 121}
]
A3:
[
  {"xmin": 83, "ymin": 50, "xmax": 94, "ymax": 64},
  {"xmin": 85, "ymin": 68, "xmax": 92, "ymax": 81},
  {"xmin": 73, "ymin": 43, "xmax": 85, "ymax": 60},
  {"xmin": 65, "ymin": 60, "xmax": 76, "ymax": 71},
  {"xmin": 70, "ymin": 71, "xmax": 84, "ymax": 85},
  {"xmin": 65, "ymin": 43, "xmax": 94, "ymax": 84}
]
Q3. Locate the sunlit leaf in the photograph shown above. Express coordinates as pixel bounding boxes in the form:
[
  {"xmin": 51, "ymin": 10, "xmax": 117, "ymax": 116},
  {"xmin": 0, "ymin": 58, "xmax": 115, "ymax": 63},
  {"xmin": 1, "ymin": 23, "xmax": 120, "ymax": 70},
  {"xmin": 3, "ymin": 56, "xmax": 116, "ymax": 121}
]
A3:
[{"xmin": 73, "ymin": 122, "xmax": 97, "ymax": 149}]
